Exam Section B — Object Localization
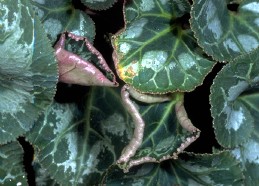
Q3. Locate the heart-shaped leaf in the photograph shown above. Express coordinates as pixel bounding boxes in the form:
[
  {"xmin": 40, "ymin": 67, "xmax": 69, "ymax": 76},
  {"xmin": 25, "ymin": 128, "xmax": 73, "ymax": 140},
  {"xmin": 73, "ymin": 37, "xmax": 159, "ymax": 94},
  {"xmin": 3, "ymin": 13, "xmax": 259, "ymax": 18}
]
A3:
[
  {"xmin": 0, "ymin": 141, "xmax": 27, "ymax": 185},
  {"xmin": 30, "ymin": 0, "xmax": 95, "ymax": 44},
  {"xmin": 104, "ymin": 151, "xmax": 243, "ymax": 185},
  {"xmin": 210, "ymin": 47, "xmax": 259, "ymax": 147},
  {"xmin": 0, "ymin": 0, "xmax": 58, "ymax": 143},
  {"xmin": 190, "ymin": 0, "xmax": 259, "ymax": 61},
  {"xmin": 112, "ymin": 0, "xmax": 215, "ymax": 93}
]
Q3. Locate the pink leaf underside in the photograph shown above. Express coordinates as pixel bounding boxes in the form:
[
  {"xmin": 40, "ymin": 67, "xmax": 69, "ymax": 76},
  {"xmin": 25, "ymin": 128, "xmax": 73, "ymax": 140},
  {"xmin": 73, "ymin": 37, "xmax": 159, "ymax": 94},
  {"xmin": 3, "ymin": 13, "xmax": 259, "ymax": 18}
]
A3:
[{"xmin": 55, "ymin": 33, "xmax": 118, "ymax": 87}]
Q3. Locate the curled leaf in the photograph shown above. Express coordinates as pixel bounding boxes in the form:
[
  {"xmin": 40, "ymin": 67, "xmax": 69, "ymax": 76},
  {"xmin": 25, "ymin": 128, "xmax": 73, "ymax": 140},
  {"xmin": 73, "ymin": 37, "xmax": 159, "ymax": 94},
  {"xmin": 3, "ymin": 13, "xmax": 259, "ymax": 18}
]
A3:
[
  {"xmin": 104, "ymin": 151, "xmax": 243, "ymax": 185},
  {"xmin": 55, "ymin": 32, "xmax": 118, "ymax": 87},
  {"xmin": 117, "ymin": 89, "xmax": 200, "ymax": 172}
]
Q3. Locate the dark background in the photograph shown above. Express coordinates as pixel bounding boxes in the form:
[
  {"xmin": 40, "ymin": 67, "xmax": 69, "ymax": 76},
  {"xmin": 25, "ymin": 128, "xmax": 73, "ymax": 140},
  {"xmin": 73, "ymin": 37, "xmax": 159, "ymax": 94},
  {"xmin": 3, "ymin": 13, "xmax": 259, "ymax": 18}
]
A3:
[{"xmin": 20, "ymin": 0, "xmax": 231, "ymax": 184}]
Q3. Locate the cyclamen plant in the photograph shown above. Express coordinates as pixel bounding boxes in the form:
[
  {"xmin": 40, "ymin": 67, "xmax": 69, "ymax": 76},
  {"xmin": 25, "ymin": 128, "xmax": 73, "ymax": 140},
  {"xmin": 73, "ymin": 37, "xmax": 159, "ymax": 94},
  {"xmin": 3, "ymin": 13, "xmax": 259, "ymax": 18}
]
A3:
[{"xmin": 0, "ymin": 0, "xmax": 259, "ymax": 185}]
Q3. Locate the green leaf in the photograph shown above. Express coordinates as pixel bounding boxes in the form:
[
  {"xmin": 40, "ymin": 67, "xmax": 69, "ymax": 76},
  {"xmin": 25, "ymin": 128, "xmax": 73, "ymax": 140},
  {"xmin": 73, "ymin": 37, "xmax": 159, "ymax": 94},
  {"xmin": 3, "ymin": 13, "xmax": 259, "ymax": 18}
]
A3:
[
  {"xmin": 117, "ymin": 93, "xmax": 201, "ymax": 172},
  {"xmin": 0, "ymin": 0, "xmax": 58, "ymax": 143},
  {"xmin": 210, "ymin": 47, "xmax": 259, "ymax": 147},
  {"xmin": 190, "ymin": 0, "xmax": 259, "ymax": 62},
  {"xmin": 26, "ymin": 86, "xmax": 200, "ymax": 184},
  {"xmin": 26, "ymin": 87, "xmax": 130, "ymax": 185},
  {"xmin": 30, "ymin": 0, "xmax": 95, "ymax": 43},
  {"xmin": 0, "ymin": 141, "xmax": 27, "ymax": 185},
  {"xmin": 230, "ymin": 82, "xmax": 259, "ymax": 185},
  {"xmin": 231, "ymin": 139, "xmax": 259, "ymax": 185},
  {"xmin": 81, "ymin": 0, "xmax": 118, "ymax": 10},
  {"xmin": 33, "ymin": 162, "xmax": 59, "ymax": 186},
  {"xmin": 104, "ymin": 151, "xmax": 243, "ymax": 185},
  {"xmin": 112, "ymin": 0, "xmax": 215, "ymax": 93}
]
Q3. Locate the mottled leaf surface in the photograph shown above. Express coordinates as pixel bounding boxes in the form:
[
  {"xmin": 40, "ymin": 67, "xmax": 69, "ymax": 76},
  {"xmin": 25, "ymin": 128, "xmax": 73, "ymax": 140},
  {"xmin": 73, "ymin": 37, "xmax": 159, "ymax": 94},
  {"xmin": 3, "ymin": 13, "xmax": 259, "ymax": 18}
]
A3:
[
  {"xmin": 112, "ymin": 0, "xmax": 215, "ymax": 93},
  {"xmin": 30, "ymin": 0, "xmax": 95, "ymax": 43},
  {"xmin": 0, "ymin": 141, "xmax": 27, "ymax": 185},
  {"xmin": 0, "ymin": 0, "xmax": 58, "ymax": 143},
  {"xmin": 118, "ymin": 93, "xmax": 201, "ymax": 172},
  {"xmin": 230, "ymin": 85, "xmax": 259, "ymax": 185},
  {"xmin": 33, "ymin": 162, "xmax": 59, "ymax": 186},
  {"xmin": 104, "ymin": 151, "xmax": 243, "ymax": 186},
  {"xmin": 82, "ymin": 0, "xmax": 118, "ymax": 10},
  {"xmin": 26, "ymin": 87, "xmax": 131, "ymax": 185},
  {"xmin": 210, "ymin": 48, "xmax": 259, "ymax": 147},
  {"xmin": 26, "ymin": 86, "xmax": 201, "ymax": 184},
  {"xmin": 231, "ymin": 138, "xmax": 259, "ymax": 185},
  {"xmin": 190, "ymin": 0, "xmax": 259, "ymax": 61}
]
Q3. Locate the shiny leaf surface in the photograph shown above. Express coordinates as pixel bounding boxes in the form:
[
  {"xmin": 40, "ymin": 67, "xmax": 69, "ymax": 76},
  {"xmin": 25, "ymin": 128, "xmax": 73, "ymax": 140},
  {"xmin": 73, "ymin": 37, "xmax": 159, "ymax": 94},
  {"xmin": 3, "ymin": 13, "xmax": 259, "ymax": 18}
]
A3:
[{"xmin": 112, "ymin": 0, "xmax": 215, "ymax": 93}]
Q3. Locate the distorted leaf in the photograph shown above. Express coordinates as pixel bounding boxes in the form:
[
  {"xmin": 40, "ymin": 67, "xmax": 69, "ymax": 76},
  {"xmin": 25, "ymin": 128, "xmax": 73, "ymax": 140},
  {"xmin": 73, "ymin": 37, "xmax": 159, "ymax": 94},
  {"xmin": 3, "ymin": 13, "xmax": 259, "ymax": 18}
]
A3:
[
  {"xmin": 26, "ymin": 85, "xmax": 201, "ymax": 184},
  {"xmin": 0, "ymin": 0, "xmax": 58, "ymax": 143},
  {"xmin": 55, "ymin": 33, "xmax": 118, "ymax": 86},
  {"xmin": 190, "ymin": 0, "xmax": 259, "ymax": 61},
  {"xmin": 112, "ymin": 0, "xmax": 215, "ymax": 93},
  {"xmin": 117, "ymin": 92, "xmax": 201, "ymax": 172},
  {"xmin": 104, "ymin": 151, "xmax": 243, "ymax": 185}
]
